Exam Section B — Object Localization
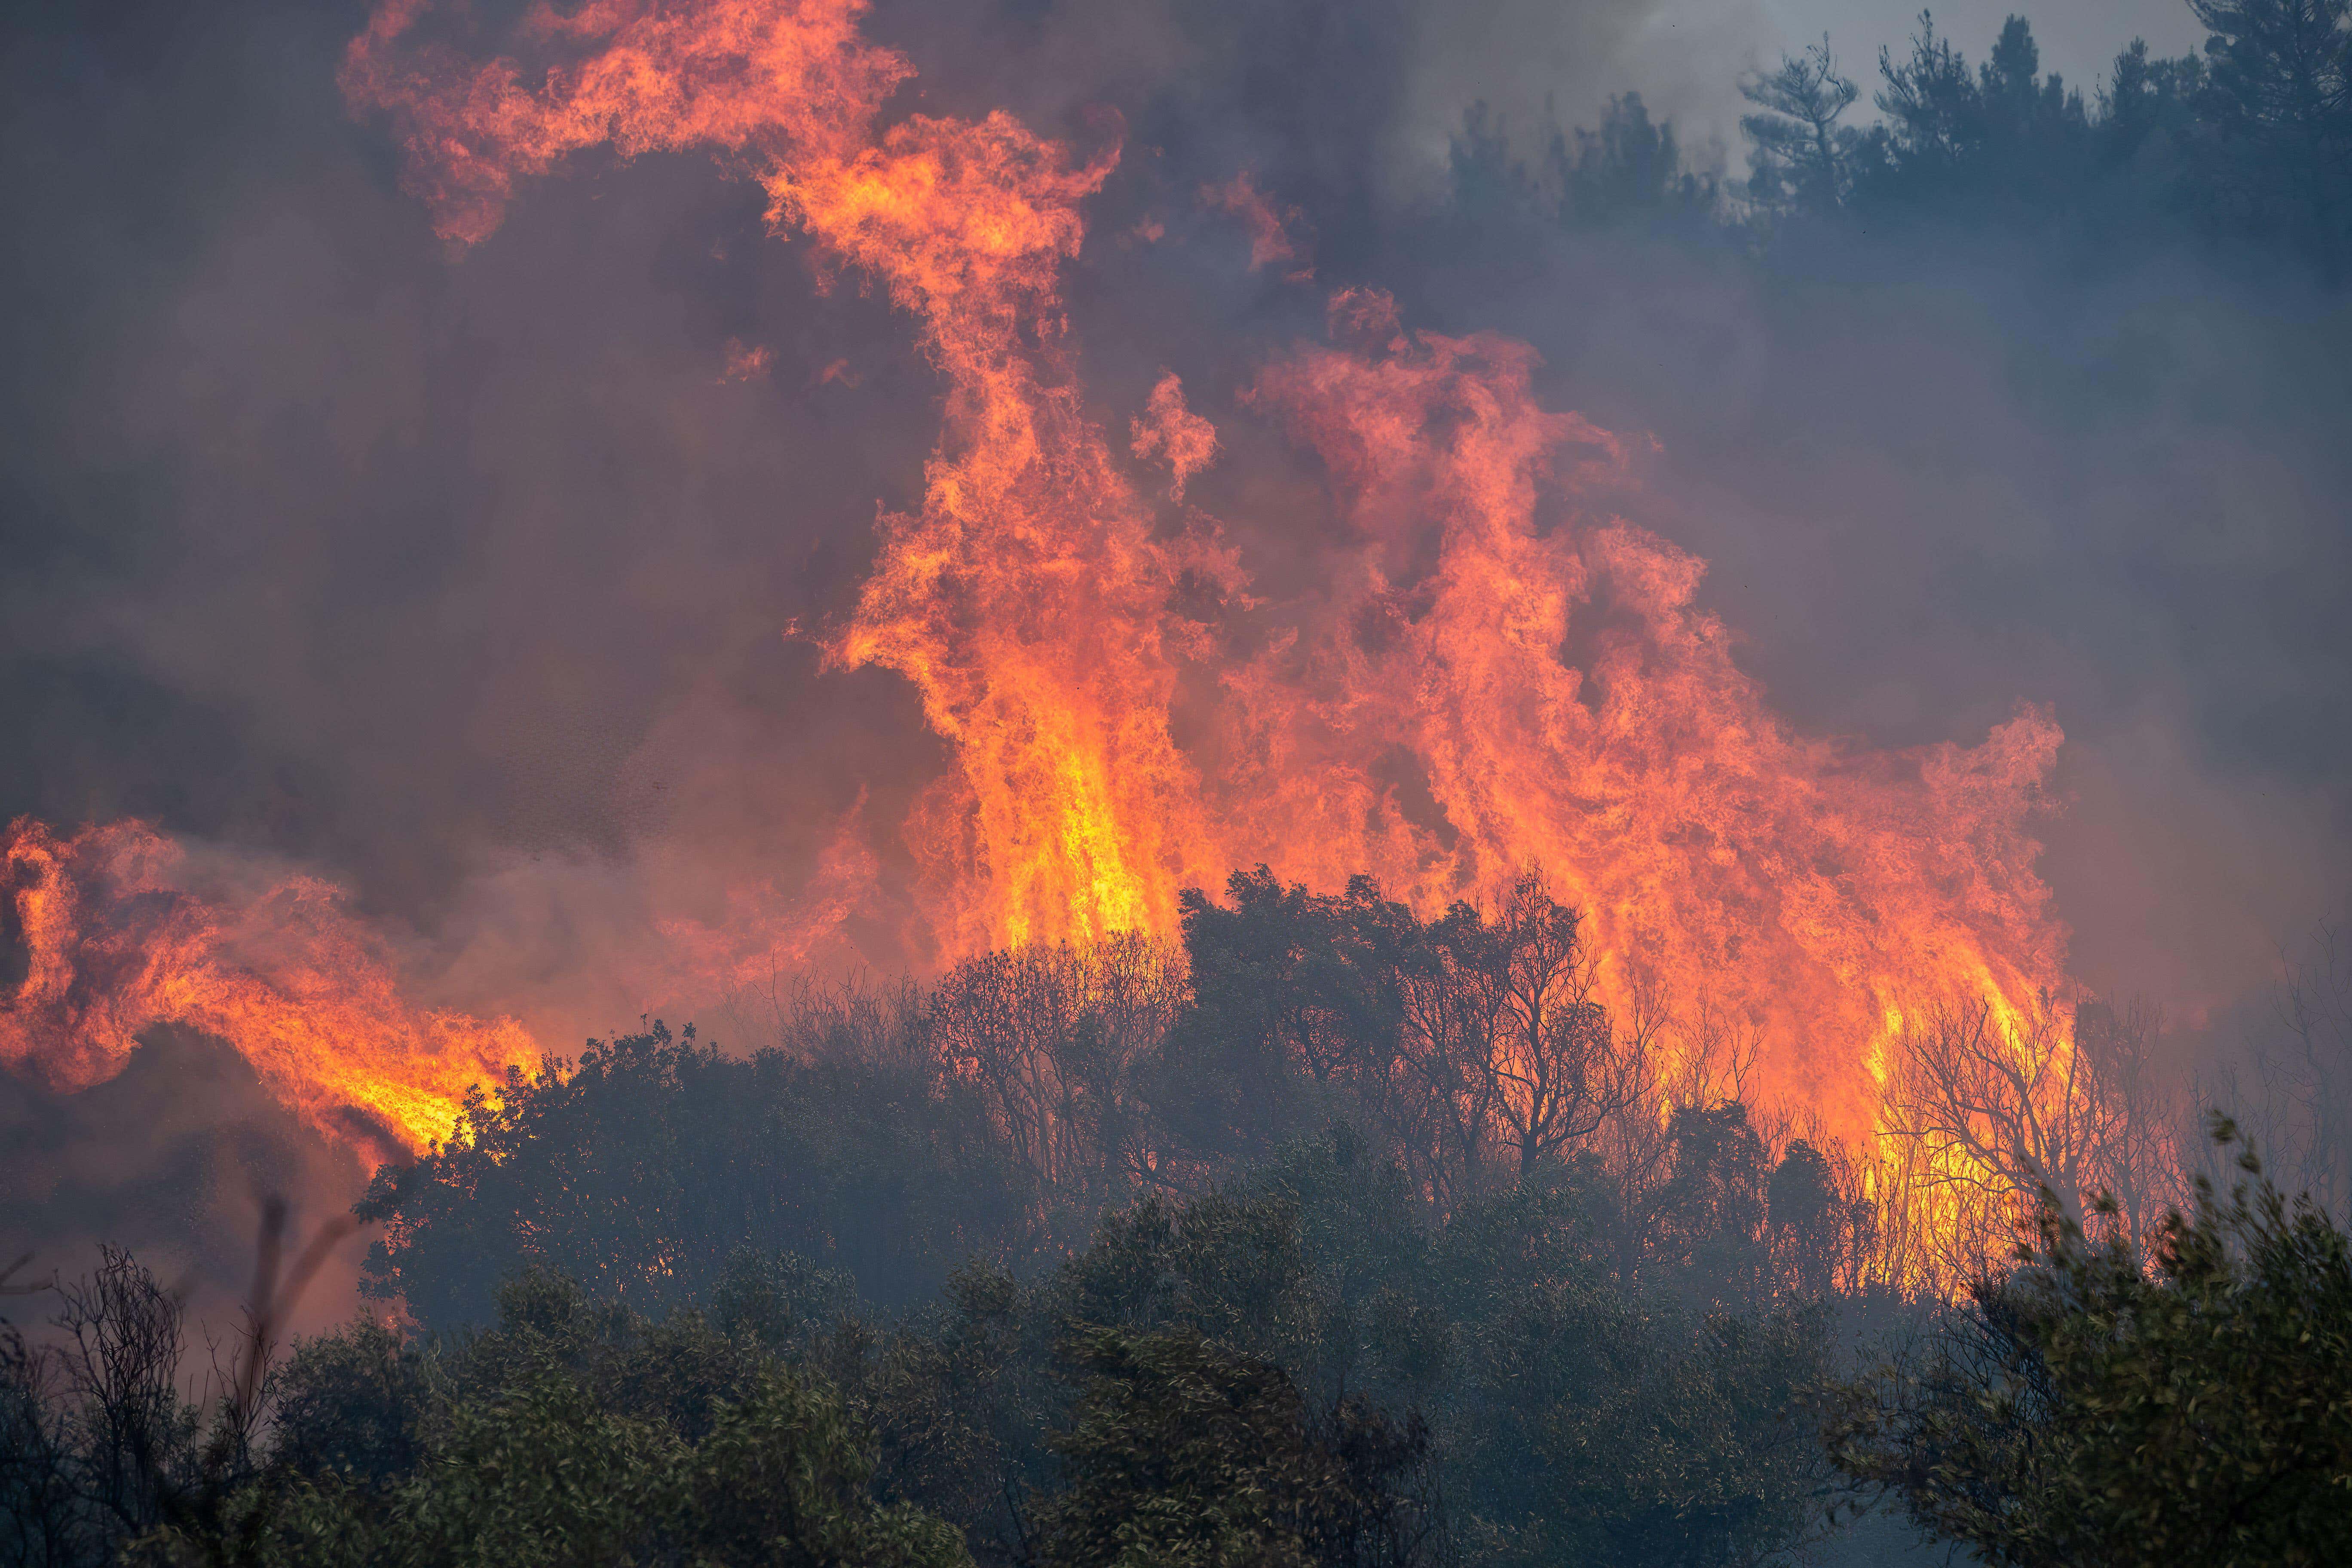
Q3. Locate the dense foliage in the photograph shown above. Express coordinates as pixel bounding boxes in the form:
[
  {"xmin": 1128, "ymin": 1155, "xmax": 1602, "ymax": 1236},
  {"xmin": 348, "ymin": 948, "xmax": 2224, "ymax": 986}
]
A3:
[
  {"xmin": 4, "ymin": 1125, "xmax": 1841, "ymax": 1568},
  {"xmin": 355, "ymin": 870, "xmax": 1885, "ymax": 1330},
  {"xmin": 1, "ymin": 1258, "xmax": 972, "ymax": 1568},
  {"xmin": 355, "ymin": 1019, "xmax": 1035, "ymax": 1322},
  {"xmin": 8, "ymin": 871, "xmax": 2350, "ymax": 1564},
  {"xmin": 5, "ymin": 850, "xmax": 1875, "ymax": 1568},
  {"xmin": 1828, "ymin": 1118, "xmax": 2352, "ymax": 1566},
  {"xmin": 1032, "ymin": 1328, "xmax": 1436, "ymax": 1568}
]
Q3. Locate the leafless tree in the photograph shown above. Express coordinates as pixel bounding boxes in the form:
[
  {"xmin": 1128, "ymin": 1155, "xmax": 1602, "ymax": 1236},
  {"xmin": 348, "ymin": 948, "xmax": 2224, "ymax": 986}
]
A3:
[
  {"xmin": 1847, "ymin": 1129, "xmax": 1947, "ymax": 1297},
  {"xmin": 50, "ymin": 1248, "xmax": 195, "ymax": 1544},
  {"xmin": 1882, "ymin": 994, "xmax": 2178, "ymax": 1277},
  {"xmin": 0, "ymin": 1202, "xmax": 358, "ymax": 1566},
  {"xmin": 1593, "ymin": 978, "xmax": 1762, "ymax": 1229},
  {"xmin": 1480, "ymin": 876, "xmax": 1642, "ymax": 1176},
  {"xmin": 2075, "ymin": 998, "xmax": 2184, "ymax": 1237},
  {"xmin": 2, "ymin": 1253, "xmax": 90, "ymax": 1568},
  {"xmin": 744, "ymin": 968, "xmax": 931, "ymax": 1074},
  {"xmin": 929, "ymin": 931, "xmax": 1187, "ymax": 1206},
  {"xmin": 1373, "ymin": 873, "xmax": 1643, "ymax": 1210},
  {"xmin": 1384, "ymin": 922, "xmax": 1510, "ymax": 1210}
]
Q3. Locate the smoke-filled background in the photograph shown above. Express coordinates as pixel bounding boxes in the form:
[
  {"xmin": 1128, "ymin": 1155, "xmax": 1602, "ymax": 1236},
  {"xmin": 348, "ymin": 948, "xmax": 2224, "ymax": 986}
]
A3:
[{"xmin": 3, "ymin": 0, "xmax": 2346, "ymax": 1327}]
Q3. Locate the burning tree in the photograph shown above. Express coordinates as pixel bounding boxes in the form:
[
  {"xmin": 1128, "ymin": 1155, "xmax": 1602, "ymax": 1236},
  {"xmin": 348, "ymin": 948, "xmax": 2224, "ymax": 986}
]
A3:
[
  {"xmin": 1830, "ymin": 1118, "xmax": 2352, "ymax": 1566},
  {"xmin": 1880, "ymin": 995, "xmax": 2181, "ymax": 1280}
]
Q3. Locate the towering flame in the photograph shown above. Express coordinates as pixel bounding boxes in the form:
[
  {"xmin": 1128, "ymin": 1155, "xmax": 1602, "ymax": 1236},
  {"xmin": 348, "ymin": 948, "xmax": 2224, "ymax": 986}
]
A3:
[
  {"xmin": 343, "ymin": 0, "xmax": 1219, "ymax": 960},
  {"xmin": 1225, "ymin": 310, "xmax": 2065, "ymax": 1133},
  {"xmin": 1, "ymin": 0, "xmax": 2073, "ymax": 1187}
]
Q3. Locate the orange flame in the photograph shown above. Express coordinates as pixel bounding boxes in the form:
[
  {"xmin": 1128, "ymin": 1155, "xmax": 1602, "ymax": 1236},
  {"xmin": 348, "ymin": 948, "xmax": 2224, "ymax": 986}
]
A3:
[
  {"xmin": 340, "ymin": 0, "xmax": 2066, "ymax": 1147},
  {"xmin": 3, "ymin": 0, "xmax": 2075, "ymax": 1194},
  {"xmin": 1130, "ymin": 371, "xmax": 1219, "ymax": 502},
  {"xmin": 1, "ymin": 818, "xmax": 535, "ymax": 1158},
  {"xmin": 1229, "ymin": 316, "xmax": 2064, "ymax": 1135},
  {"xmin": 344, "ymin": 0, "xmax": 1212, "ymax": 962},
  {"xmin": 1202, "ymin": 171, "xmax": 1315, "ymax": 280}
]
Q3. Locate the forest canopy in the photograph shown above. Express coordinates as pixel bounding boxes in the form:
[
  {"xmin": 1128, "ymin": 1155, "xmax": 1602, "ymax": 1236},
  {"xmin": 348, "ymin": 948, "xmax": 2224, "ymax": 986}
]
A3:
[
  {"xmin": 11, "ymin": 862, "xmax": 2351, "ymax": 1565},
  {"xmin": 5, "ymin": 3, "xmax": 2352, "ymax": 1565}
]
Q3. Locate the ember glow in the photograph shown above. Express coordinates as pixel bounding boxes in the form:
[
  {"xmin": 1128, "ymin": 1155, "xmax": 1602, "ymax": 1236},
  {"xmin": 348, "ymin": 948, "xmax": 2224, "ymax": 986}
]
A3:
[{"xmin": 2, "ymin": 0, "xmax": 2073, "ymax": 1216}]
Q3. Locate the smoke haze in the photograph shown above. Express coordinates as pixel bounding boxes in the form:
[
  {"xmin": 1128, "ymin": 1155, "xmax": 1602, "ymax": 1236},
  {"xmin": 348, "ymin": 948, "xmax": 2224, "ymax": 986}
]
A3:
[{"xmin": 3, "ymin": 0, "xmax": 2347, "ymax": 1302}]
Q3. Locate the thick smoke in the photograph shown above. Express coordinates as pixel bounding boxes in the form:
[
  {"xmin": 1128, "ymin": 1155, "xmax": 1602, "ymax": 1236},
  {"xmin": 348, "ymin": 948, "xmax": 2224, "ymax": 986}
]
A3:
[
  {"xmin": 3, "ymin": 0, "xmax": 2346, "ymax": 1275},
  {"xmin": 0, "ymin": 1025, "xmax": 371, "ymax": 1337}
]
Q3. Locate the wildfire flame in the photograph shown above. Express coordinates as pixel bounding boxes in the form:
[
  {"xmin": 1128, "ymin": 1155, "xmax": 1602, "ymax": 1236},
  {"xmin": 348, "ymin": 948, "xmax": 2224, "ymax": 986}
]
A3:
[
  {"xmin": 1202, "ymin": 170, "xmax": 1315, "ymax": 280},
  {"xmin": 1, "ymin": 0, "xmax": 2074, "ymax": 1218},
  {"xmin": 0, "ymin": 818, "xmax": 535, "ymax": 1158},
  {"xmin": 1228, "ymin": 309, "xmax": 2065, "ymax": 1136}
]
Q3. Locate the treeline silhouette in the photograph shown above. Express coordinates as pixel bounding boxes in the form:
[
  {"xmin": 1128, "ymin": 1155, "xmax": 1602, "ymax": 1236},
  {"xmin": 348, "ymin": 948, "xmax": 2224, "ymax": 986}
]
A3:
[
  {"xmin": 355, "ymin": 870, "xmax": 1889, "ymax": 1329},
  {"xmin": 8, "ymin": 865, "xmax": 2349, "ymax": 1563},
  {"xmin": 1450, "ymin": 3, "xmax": 2352, "ymax": 281}
]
